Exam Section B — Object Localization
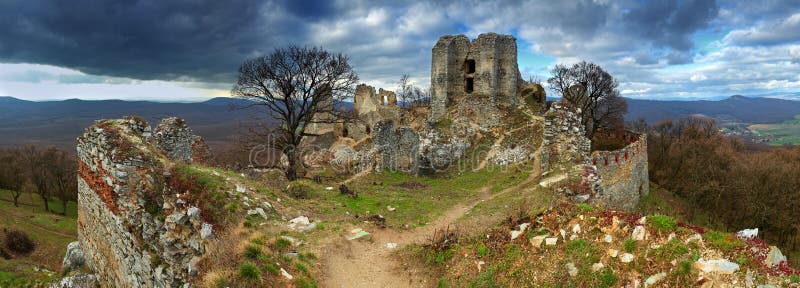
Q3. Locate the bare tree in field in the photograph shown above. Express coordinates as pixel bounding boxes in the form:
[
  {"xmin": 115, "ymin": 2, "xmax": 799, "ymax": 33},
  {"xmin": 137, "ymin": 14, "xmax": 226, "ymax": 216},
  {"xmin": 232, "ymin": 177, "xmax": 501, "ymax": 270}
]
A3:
[
  {"xmin": 232, "ymin": 46, "xmax": 358, "ymax": 180},
  {"xmin": 49, "ymin": 149, "xmax": 76, "ymax": 215},
  {"xmin": 547, "ymin": 61, "xmax": 627, "ymax": 138},
  {"xmin": 0, "ymin": 148, "xmax": 27, "ymax": 207},
  {"xmin": 20, "ymin": 145, "xmax": 51, "ymax": 212}
]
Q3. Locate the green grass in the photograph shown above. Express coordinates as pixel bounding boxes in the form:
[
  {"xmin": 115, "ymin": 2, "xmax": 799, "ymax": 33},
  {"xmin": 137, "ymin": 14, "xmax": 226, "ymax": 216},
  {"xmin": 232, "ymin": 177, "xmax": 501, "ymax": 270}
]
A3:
[
  {"xmin": 244, "ymin": 245, "xmax": 262, "ymax": 260},
  {"xmin": 704, "ymin": 231, "xmax": 744, "ymax": 251},
  {"xmin": 239, "ymin": 263, "xmax": 260, "ymax": 280},
  {"xmin": 0, "ymin": 189, "xmax": 77, "ymax": 283},
  {"xmin": 749, "ymin": 114, "xmax": 800, "ymax": 146},
  {"xmin": 623, "ymin": 239, "xmax": 638, "ymax": 253},
  {"xmin": 328, "ymin": 167, "xmax": 524, "ymax": 228},
  {"xmin": 597, "ymin": 269, "xmax": 618, "ymax": 288},
  {"xmin": 649, "ymin": 214, "xmax": 677, "ymax": 232},
  {"xmin": 565, "ymin": 239, "xmax": 598, "ymax": 265}
]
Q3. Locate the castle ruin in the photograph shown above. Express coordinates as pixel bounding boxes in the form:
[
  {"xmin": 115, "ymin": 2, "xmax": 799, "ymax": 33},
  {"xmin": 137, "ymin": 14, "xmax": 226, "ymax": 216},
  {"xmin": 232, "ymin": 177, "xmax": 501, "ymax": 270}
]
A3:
[{"xmin": 429, "ymin": 33, "xmax": 521, "ymax": 121}]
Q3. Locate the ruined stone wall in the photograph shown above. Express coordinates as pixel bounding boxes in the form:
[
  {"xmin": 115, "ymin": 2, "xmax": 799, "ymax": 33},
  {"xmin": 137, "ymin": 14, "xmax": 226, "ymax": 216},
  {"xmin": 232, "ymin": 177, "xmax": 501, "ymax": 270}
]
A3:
[
  {"xmin": 76, "ymin": 117, "xmax": 211, "ymax": 287},
  {"xmin": 541, "ymin": 101, "xmax": 591, "ymax": 170},
  {"xmin": 430, "ymin": 33, "xmax": 519, "ymax": 121},
  {"xmin": 353, "ymin": 84, "xmax": 401, "ymax": 137},
  {"xmin": 373, "ymin": 121, "xmax": 420, "ymax": 174},
  {"xmin": 541, "ymin": 102, "xmax": 649, "ymax": 210},
  {"xmin": 590, "ymin": 131, "xmax": 649, "ymax": 210}
]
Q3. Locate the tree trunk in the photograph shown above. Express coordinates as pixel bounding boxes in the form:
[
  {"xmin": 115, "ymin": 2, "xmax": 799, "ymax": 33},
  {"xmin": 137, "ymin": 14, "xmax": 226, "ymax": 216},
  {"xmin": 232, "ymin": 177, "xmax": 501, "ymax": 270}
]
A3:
[
  {"xmin": 12, "ymin": 191, "xmax": 20, "ymax": 207},
  {"xmin": 40, "ymin": 193, "xmax": 49, "ymax": 212},
  {"xmin": 61, "ymin": 198, "xmax": 68, "ymax": 215},
  {"xmin": 285, "ymin": 150, "xmax": 298, "ymax": 181}
]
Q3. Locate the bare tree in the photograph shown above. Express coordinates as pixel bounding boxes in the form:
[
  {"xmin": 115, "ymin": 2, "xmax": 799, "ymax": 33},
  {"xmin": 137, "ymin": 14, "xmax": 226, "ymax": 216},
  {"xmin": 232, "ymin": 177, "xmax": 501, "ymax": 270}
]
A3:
[
  {"xmin": 0, "ymin": 148, "xmax": 27, "ymax": 207},
  {"xmin": 20, "ymin": 145, "xmax": 51, "ymax": 212},
  {"xmin": 547, "ymin": 61, "xmax": 627, "ymax": 138},
  {"xmin": 232, "ymin": 46, "xmax": 358, "ymax": 180},
  {"xmin": 397, "ymin": 74, "xmax": 412, "ymax": 107},
  {"xmin": 411, "ymin": 86, "xmax": 431, "ymax": 108},
  {"xmin": 49, "ymin": 149, "xmax": 76, "ymax": 215}
]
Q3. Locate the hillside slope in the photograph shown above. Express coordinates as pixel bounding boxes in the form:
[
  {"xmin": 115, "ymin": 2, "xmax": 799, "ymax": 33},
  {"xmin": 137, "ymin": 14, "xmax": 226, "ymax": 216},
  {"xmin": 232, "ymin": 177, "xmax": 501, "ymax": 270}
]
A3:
[{"xmin": 625, "ymin": 96, "xmax": 800, "ymax": 125}]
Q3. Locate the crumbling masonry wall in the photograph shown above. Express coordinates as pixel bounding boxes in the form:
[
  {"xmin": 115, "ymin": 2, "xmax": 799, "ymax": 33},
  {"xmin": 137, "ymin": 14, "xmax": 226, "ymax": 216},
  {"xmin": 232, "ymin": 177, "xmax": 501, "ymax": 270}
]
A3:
[
  {"xmin": 76, "ymin": 117, "xmax": 212, "ymax": 287},
  {"xmin": 430, "ymin": 33, "xmax": 520, "ymax": 121},
  {"xmin": 590, "ymin": 131, "xmax": 649, "ymax": 210},
  {"xmin": 541, "ymin": 101, "xmax": 649, "ymax": 210},
  {"xmin": 541, "ymin": 101, "xmax": 591, "ymax": 170}
]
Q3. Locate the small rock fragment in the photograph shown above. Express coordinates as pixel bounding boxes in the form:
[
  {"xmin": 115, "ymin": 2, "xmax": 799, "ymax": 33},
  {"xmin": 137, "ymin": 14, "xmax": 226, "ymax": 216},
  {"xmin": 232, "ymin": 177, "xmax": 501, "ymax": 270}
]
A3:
[
  {"xmin": 685, "ymin": 234, "xmax": 702, "ymax": 243},
  {"xmin": 765, "ymin": 246, "xmax": 786, "ymax": 267},
  {"xmin": 280, "ymin": 267, "xmax": 293, "ymax": 279},
  {"xmin": 566, "ymin": 262, "xmax": 578, "ymax": 277},
  {"xmin": 530, "ymin": 235, "xmax": 546, "ymax": 248},
  {"xmin": 608, "ymin": 249, "xmax": 618, "ymax": 258},
  {"xmin": 620, "ymin": 253, "xmax": 635, "ymax": 263},
  {"xmin": 604, "ymin": 234, "xmax": 612, "ymax": 243},
  {"xmin": 644, "ymin": 272, "xmax": 666, "ymax": 287},
  {"xmin": 736, "ymin": 228, "xmax": 758, "ymax": 240},
  {"xmin": 591, "ymin": 262, "xmax": 605, "ymax": 272},
  {"xmin": 545, "ymin": 237, "xmax": 558, "ymax": 246},
  {"xmin": 694, "ymin": 258, "xmax": 739, "ymax": 274},
  {"xmin": 631, "ymin": 226, "xmax": 646, "ymax": 241}
]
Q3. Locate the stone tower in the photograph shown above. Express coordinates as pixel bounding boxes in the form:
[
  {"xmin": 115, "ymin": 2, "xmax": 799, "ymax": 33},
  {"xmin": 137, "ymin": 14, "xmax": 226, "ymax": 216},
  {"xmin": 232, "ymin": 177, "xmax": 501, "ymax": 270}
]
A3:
[{"xmin": 429, "ymin": 33, "xmax": 521, "ymax": 121}]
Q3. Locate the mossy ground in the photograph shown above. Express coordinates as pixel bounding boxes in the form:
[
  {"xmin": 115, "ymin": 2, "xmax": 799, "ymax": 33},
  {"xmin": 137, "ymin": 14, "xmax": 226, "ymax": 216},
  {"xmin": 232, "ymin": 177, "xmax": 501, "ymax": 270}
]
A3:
[{"xmin": 0, "ymin": 189, "xmax": 78, "ymax": 286}]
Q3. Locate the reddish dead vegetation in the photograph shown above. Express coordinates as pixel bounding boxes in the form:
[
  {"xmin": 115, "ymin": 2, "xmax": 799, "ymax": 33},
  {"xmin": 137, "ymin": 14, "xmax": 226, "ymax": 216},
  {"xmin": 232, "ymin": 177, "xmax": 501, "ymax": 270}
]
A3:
[
  {"xmin": 191, "ymin": 138, "xmax": 213, "ymax": 164},
  {"xmin": 95, "ymin": 121, "xmax": 136, "ymax": 162},
  {"xmin": 393, "ymin": 181, "xmax": 430, "ymax": 190},
  {"xmin": 166, "ymin": 168, "xmax": 227, "ymax": 230},
  {"xmin": 597, "ymin": 209, "xmax": 643, "ymax": 227},
  {"xmin": 740, "ymin": 237, "xmax": 800, "ymax": 276},
  {"xmin": 78, "ymin": 159, "xmax": 119, "ymax": 214}
]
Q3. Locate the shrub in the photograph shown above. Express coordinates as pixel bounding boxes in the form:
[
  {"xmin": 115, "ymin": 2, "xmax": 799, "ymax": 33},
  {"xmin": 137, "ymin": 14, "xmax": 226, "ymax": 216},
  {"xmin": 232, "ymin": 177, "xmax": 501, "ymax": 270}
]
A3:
[
  {"xmin": 4, "ymin": 229, "xmax": 35, "ymax": 254},
  {"xmin": 649, "ymin": 214, "xmax": 676, "ymax": 232},
  {"xmin": 239, "ymin": 263, "xmax": 260, "ymax": 280},
  {"xmin": 286, "ymin": 182, "xmax": 314, "ymax": 199}
]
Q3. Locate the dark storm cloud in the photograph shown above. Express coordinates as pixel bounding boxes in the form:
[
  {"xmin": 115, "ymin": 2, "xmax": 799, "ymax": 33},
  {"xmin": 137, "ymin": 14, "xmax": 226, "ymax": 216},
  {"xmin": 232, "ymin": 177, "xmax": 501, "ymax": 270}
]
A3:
[
  {"xmin": 0, "ymin": 0, "xmax": 306, "ymax": 82},
  {"xmin": 623, "ymin": 0, "xmax": 719, "ymax": 51}
]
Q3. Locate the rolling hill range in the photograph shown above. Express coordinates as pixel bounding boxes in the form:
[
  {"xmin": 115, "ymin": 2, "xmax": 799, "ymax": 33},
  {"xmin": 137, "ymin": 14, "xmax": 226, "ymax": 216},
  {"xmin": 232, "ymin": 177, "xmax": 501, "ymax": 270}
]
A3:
[
  {"xmin": 625, "ymin": 95, "xmax": 800, "ymax": 125},
  {"xmin": 2, "ymin": 95, "xmax": 800, "ymax": 148},
  {"xmin": 0, "ymin": 96, "xmax": 260, "ymax": 148}
]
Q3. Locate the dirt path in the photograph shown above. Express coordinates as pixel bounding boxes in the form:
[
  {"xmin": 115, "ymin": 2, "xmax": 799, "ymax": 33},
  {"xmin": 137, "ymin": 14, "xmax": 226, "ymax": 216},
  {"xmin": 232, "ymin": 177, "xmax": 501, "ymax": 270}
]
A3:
[{"xmin": 320, "ymin": 170, "xmax": 541, "ymax": 288}]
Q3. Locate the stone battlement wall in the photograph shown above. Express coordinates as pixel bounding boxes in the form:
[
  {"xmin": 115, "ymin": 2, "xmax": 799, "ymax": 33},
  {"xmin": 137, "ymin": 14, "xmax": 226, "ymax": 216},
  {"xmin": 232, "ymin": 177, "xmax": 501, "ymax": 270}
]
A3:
[
  {"xmin": 76, "ymin": 117, "xmax": 212, "ymax": 287},
  {"xmin": 590, "ymin": 131, "xmax": 649, "ymax": 210},
  {"xmin": 541, "ymin": 101, "xmax": 591, "ymax": 170},
  {"xmin": 541, "ymin": 101, "xmax": 649, "ymax": 210}
]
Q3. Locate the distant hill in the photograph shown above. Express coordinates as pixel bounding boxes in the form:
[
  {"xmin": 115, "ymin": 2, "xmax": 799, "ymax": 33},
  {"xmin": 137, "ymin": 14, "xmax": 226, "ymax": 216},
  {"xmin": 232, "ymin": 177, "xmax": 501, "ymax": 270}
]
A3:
[
  {"xmin": 625, "ymin": 95, "xmax": 800, "ymax": 125},
  {"xmin": 0, "ymin": 97, "xmax": 265, "ymax": 148}
]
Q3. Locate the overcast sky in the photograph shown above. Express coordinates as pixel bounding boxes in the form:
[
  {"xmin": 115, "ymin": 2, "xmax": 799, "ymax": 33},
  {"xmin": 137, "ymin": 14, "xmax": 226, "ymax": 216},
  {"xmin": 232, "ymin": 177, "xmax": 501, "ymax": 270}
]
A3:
[{"xmin": 1, "ymin": 0, "xmax": 799, "ymax": 101}]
